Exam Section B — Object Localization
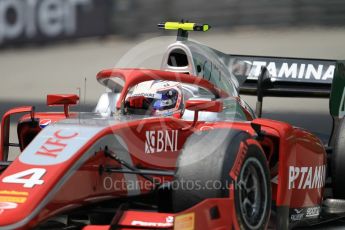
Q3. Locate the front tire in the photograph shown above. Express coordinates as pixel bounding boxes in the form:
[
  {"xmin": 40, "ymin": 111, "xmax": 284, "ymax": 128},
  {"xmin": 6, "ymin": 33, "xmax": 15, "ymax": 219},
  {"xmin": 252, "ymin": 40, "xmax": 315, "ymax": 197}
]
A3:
[
  {"xmin": 172, "ymin": 129, "xmax": 271, "ymax": 229},
  {"xmin": 234, "ymin": 147, "xmax": 271, "ymax": 230}
]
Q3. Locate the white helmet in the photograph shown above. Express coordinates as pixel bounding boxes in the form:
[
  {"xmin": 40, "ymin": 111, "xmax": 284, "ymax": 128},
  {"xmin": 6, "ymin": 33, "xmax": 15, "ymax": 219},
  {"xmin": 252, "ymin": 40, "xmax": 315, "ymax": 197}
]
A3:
[{"xmin": 125, "ymin": 80, "xmax": 184, "ymax": 117}]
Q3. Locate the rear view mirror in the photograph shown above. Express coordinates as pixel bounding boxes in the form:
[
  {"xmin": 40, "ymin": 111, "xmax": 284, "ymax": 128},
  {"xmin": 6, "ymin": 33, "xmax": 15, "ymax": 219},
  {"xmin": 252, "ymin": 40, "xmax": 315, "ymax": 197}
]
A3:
[
  {"xmin": 184, "ymin": 99, "xmax": 223, "ymax": 130},
  {"xmin": 47, "ymin": 94, "xmax": 79, "ymax": 117},
  {"xmin": 47, "ymin": 94, "xmax": 79, "ymax": 106},
  {"xmin": 185, "ymin": 99, "xmax": 223, "ymax": 113}
]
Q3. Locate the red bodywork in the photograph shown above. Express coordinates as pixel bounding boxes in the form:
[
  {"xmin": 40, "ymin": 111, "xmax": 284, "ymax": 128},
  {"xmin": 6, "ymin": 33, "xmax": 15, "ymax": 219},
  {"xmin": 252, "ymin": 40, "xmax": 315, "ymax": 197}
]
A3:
[{"xmin": 0, "ymin": 69, "xmax": 326, "ymax": 229}]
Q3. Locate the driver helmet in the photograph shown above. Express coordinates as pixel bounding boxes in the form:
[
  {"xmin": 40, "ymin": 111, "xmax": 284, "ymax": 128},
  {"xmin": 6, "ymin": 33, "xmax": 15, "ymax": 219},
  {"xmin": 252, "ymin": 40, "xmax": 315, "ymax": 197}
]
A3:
[{"xmin": 125, "ymin": 80, "xmax": 183, "ymax": 117}]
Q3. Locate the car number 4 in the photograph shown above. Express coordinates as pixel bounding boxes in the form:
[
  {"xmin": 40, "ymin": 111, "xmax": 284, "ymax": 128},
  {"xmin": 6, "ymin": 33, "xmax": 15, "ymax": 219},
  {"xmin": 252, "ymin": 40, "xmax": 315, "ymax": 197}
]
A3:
[{"xmin": 2, "ymin": 168, "xmax": 46, "ymax": 188}]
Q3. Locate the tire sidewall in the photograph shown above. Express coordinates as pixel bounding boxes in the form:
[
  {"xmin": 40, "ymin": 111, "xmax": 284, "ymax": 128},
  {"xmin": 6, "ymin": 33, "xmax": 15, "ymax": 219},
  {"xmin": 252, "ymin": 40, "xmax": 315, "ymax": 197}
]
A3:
[
  {"xmin": 234, "ymin": 143, "xmax": 271, "ymax": 230},
  {"xmin": 172, "ymin": 129, "xmax": 271, "ymax": 229}
]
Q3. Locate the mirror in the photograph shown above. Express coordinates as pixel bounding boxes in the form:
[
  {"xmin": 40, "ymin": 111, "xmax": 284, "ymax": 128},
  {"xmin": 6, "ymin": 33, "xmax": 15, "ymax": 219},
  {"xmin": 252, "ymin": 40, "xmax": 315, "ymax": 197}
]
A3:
[
  {"xmin": 47, "ymin": 94, "xmax": 79, "ymax": 117},
  {"xmin": 185, "ymin": 99, "xmax": 223, "ymax": 113},
  {"xmin": 47, "ymin": 94, "xmax": 79, "ymax": 106}
]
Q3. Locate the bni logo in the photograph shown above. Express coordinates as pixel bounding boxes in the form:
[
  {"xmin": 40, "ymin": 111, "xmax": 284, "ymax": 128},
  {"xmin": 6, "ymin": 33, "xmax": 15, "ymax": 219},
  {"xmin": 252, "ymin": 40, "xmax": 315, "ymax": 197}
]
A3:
[{"xmin": 145, "ymin": 130, "xmax": 178, "ymax": 154}]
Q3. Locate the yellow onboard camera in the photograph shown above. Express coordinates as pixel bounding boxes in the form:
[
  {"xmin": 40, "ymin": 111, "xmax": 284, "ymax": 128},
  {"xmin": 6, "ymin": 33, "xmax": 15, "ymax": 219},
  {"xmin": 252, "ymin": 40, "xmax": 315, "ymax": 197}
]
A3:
[
  {"xmin": 158, "ymin": 22, "xmax": 210, "ymax": 32},
  {"xmin": 158, "ymin": 21, "xmax": 211, "ymax": 40}
]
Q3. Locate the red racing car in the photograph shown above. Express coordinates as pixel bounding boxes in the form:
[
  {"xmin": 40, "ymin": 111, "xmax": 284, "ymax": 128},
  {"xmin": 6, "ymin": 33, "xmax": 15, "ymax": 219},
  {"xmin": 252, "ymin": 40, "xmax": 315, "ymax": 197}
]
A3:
[{"xmin": 0, "ymin": 22, "xmax": 345, "ymax": 230}]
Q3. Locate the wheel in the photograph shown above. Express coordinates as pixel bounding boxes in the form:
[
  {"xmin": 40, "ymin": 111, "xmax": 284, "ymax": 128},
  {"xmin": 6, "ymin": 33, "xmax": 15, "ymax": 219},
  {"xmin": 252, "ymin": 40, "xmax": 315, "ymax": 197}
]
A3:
[
  {"xmin": 332, "ymin": 118, "xmax": 345, "ymax": 198},
  {"xmin": 234, "ymin": 148, "xmax": 271, "ymax": 229},
  {"xmin": 172, "ymin": 129, "xmax": 271, "ymax": 229}
]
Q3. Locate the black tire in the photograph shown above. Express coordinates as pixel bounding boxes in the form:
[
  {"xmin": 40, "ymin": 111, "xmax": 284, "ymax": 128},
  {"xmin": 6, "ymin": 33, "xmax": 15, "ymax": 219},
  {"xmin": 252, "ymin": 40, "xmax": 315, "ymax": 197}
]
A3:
[
  {"xmin": 234, "ymin": 148, "xmax": 271, "ymax": 230},
  {"xmin": 332, "ymin": 118, "xmax": 345, "ymax": 198},
  {"xmin": 172, "ymin": 129, "xmax": 271, "ymax": 229}
]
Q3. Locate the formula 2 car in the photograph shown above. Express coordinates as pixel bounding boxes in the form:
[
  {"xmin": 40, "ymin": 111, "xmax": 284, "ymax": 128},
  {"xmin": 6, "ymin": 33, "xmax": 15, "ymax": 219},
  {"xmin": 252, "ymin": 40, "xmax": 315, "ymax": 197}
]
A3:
[{"xmin": 0, "ymin": 21, "xmax": 345, "ymax": 230}]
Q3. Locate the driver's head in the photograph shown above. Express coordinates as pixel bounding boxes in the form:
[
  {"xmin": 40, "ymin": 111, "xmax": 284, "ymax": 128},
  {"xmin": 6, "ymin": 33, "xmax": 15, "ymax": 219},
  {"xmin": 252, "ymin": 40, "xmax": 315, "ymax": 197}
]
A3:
[{"xmin": 125, "ymin": 80, "xmax": 183, "ymax": 117}]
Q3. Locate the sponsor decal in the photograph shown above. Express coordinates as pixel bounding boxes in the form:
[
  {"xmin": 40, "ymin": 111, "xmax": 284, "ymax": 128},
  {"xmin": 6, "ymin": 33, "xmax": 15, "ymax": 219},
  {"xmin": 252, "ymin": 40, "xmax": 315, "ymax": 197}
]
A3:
[
  {"xmin": 174, "ymin": 212, "xmax": 195, "ymax": 230},
  {"xmin": 145, "ymin": 130, "xmax": 178, "ymax": 154},
  {"xmin": 291, "ymin": 213, "xmax": 304, "ymax": 221},
  {"xmin": 289, "ymin": 206, "xmax": 321, "ymax": 222},
  {"xmin": 230, "ymin": 142, "xmax": 248, "ymax": 180},
  {"xmin": 288, "ymin": 165, "xmax": 326, "ymax": 190},
  {"xmin": 306, "ymin": 206, "xmax": 320, "ymax": 217},
  {"xmin": 35, "ymin": 130, "xmax": 78, "ymax": 158},
  {"xmin": 19, "ymin": 125, "xmax": 102, "ymax": 166},
  {"xmin": 132, "ymin": 92, "xmax": 160, "ymax": 99},
  {"xmin": 229, "ymin": 57, "xmax": 336, "ymax": 84},
  {"xmin": 0, "ymin": 202, "xmax": 17, "ymax": 209},
  {"xmin": 290, "ymin": 208, "xmax": 304, "ymax": 221},
  {"xmin": 294, "ymin": 209, "xmax": 303, "ymax": 214},
  {"xmin": 131, "ymin": 216, "xmax": 174, "ymax": 227},
  {"xmin": 0, "ymin": 191, "xmax": 28, "ymax": 196},
  {"xmin": 0, "ymin": 196, "xmax": 26, "ymax": 203},
  {"xmin": 0, "ymin": 191, "xmax": 28, "ymax": 203},
  {"xmin": 0, "ymin": 202, "xmax": 18, "ymax": 215},
  {"xmin": 246, "ymin": 61, "xmax": 335, "ymax": 82},
  {"xmin": 39, "ymin": 119, "xmax": 51, "ymax": 128}
]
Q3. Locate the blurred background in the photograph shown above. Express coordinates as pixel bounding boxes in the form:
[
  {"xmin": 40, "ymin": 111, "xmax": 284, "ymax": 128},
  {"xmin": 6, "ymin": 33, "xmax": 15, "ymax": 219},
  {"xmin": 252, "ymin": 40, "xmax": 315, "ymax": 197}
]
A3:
[{"xmin": 1, "ymin": 0, "xmax": 345, "ymax": 145}]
